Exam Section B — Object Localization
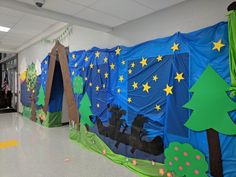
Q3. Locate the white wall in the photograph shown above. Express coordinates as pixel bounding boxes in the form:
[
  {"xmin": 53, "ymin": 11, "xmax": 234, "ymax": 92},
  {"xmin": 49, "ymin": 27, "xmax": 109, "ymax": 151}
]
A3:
[
  {"xmin": 18, "ymin": 25, "xmax": 129, "ymax": 114},
  {"xmin": 111, "ymin": 0, "xmax": 234, "ymax": 45}
]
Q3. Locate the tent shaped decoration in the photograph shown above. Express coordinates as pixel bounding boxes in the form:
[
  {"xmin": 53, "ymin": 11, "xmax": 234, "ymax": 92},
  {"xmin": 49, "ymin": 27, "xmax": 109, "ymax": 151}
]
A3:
[{"xmin": 38, "ymin": 41, "xmax": 80, "ymax": 127}]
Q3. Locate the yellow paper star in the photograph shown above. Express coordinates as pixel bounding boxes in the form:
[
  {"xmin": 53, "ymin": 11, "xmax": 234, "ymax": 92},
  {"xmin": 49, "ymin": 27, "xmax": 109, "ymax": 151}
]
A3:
[
  {"xmin": 128, "ymin": 69, "xmax": 132, "ymax": 74},
  {"xmin": 90, "ymin": 63, "xmax": 94, "ymax": 69},
  {"xmin": 84, "ymin": 56, "xmax": 89, "ymax": 62},
  {"xmin": 142, "ymin": 82, "xmax": 151, "ymax": 93},
  {"xmin": 140, "ymin": 57, "xmax": 148, "ymax": 67},
  {"xmin": 115, "ymin": 47, "xmax": 121, "ymax": 55},
  {"xmin": 84, "ymin": 77, "xmax": 88, "ymax": 81},
  {"xmin": 131, "ymin": 62, "xmax": 135, "ymax": 68},
  {"xmin": 128, "ymin": 97, "xmax": 132, "ymax": 103},
  {"xmin": 157, "ymin": 55, "xmax": 163, "ymax": 62},
  {"xmin": 82, "ymin": 67, "xmax": 85, "ymax": 71},
  {"xmin": 104, "ymin": 72, "xmax": 109, "ymax": 78},
  {"xmin": 119, "ymin": 75, "xmax": 124, "ymax": 82},
  {"xmin": 96, "ymin": 103, "xmax": 100, "ymax": 108},
  {"xmin": 72, "ymin": 71, "xmax": 74, "ymax": 75},
  {"xmin": 213, "ymin": 39, "xmax": 225, "ymax": 52},
  {"xmin": 89, "ymin": 82, "xmax": 92, "ymax": 87},
  {"xmin": 72, "ymin": 54, "xmax": 76, "ymax": 59},
  {"xmin": 153, "ymin": 75, "xmax": 158, "ymax": 82},
  {"xmin": 117, "ymin": 88, "xmax": 121, "ymax": 93},
  {"xmin": 110, "ymin": 63, "xmax": 115, "ymax": 70},
  {"xmin": 45, "ymin": 60, "xmax": 48, "ymax": 64},
  {"xmin": 163, "ymin": 84, "xmax": 173, "ymax": 96},
  {"xmin": 95, "ymin": 51, "xmax": 100, "ymax": 58},
  {"xmin": 121, "ymin": 60, "xmax": 126, "ymax": 65},
  {"xmin": 171, "ymin": 43, "xmax": 179, "ymax": 52},
  {"xmin": 103, "ymin": 84, "xmax": 106, "ymax": 89},
  {"xmin": 97, "ymin": 69, "xmax": 101, "ymax": 73},
  {"xmin": 103, "ymin": 57, "xmax": 108, "ymax": 63},
  {"xmin": 132, "ymin": 81, "xmax": 138, "ymax": 90},
  {"xmin": 175, "ymin": 72, "xmax": 184, "ymax": 83},
  {"xmin": 96, "ymin": 85, "xmax": 100, "ymax": 91},
  {"xmin": 74, "ymin": 63, "xmax": 78, "ymax": 67},
  {"xmin": 155, "ymin": 105, "xmax": 161, "ymax": 111}
]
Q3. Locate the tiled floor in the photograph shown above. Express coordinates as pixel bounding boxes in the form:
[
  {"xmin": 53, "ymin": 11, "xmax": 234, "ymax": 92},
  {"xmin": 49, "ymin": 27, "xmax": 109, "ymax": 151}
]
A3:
[{"xmin": 0, "ymin": 113, "xmax": 137, "ymax": 177}]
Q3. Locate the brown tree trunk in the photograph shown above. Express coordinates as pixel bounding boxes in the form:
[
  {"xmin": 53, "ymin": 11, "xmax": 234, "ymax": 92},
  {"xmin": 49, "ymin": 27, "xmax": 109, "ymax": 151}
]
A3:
[
  {"xmin": 207, "ymin": 128, "xmax": 223, "ymax": 177},
  {"xmin": 31, "ymin": 91, "xmax": 36, "ymax": 122}
]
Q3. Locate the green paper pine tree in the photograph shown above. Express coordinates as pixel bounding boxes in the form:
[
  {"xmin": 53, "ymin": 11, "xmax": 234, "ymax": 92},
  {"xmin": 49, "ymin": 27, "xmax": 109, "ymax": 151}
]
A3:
[
  {"xmin": 79, "ymin": 93, "xmax": 94, "ymax": 127},
  {"xmin": 184, "ymin": 66, "xmax": 236, "ymax": 135},
  {"xmin": 37, "ymin": 85, "xmax": 45, "ymax": 106},
  {"xmin": 184, "ymin": 65, "xmax": 236, "ymax": 177},
  {"xmin": 73, "ymin": 75, "xmax": 83, "ymax": 94}
]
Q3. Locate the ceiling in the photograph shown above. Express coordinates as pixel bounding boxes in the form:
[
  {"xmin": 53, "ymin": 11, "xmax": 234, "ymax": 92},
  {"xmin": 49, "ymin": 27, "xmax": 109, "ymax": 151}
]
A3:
[{"xmin": 0, "ymin": 0, "xmax": 186, "ymax": 52}]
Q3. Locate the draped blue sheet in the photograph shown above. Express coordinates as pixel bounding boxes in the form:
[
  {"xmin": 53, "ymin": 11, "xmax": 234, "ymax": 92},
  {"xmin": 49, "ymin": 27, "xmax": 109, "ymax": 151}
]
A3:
[{"xmin": 39, "ymin": 22, "xmax": 235, "ymax": 176}]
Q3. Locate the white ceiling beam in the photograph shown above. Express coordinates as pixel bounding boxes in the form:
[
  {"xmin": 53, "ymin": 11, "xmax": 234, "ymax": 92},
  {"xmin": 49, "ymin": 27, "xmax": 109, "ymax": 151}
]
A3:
[
  {"xmin": 0, "ymin": 0, "xmax": 113, "ymax": 32},
  {"xmin": 0, "ymin": 47, "xmax": 16, "ymax": 53}
]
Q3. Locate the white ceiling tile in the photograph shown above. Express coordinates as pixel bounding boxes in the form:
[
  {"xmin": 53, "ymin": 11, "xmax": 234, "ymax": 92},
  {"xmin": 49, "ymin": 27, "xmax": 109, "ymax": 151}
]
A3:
[
  {"xmin": 74, "ymin": 8, "xmax": 126, "ymax": 27},
  {"xmin": 66, "ymin": 0, "xmax": 98, "ymax": 7},
  {"xmin": 90, "ymin": 0, "xmax": 154, "ymax": 20},
  {"xmin": 134, "ymin": 0, "xmax": 186, "ymax": 11},
  {"xmin": 44, "ymin": 0, "xmax": 86, "ymax": 15}
]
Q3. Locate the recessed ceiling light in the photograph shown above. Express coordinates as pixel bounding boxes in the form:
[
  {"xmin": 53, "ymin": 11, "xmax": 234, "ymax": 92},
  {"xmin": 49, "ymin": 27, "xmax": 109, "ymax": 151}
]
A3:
[{"xmin": 0, "ymin": 26, "xmax": 10, "ymax": 32}]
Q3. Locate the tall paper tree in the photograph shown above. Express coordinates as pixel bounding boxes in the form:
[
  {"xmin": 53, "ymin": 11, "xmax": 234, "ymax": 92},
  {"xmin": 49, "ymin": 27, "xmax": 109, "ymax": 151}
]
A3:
[
  {"xmin": 37, "ymin": 85, "xmax": 45, "ymax": 106},
  {"xmin": 26, "ymin": 63, "xmax": 37, "ymax": 122},
  {"xmin": 184, "ymin": 66, "xmax": 236, "ymax": 177},
  {"xmin": 79, "ymin": 93, "xmax": 94, "ymax": 127}
]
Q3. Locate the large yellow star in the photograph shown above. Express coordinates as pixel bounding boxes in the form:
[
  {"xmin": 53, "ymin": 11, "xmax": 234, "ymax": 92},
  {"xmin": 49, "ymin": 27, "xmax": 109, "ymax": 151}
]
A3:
[
  {"xmin": 140, "ymin": 57, "xmax": 148, "ymax": 67},
  {"xmin": 104, "ymin": 72, "xmax": 109, "ymax": 78},
  {"xmin": 132, "ymin": 81, "xmax": 138, "ymax": 90},
  {"xmin": 153, "ymin": 75, "xmax": 158, "ymax": 82},
  {"xmin": 96, "ymin": 85, "xmax": 100, "ymax": 91},
  {"xmin": 175, "ymin": 72, "xmax": 184, "ymax": 83},
  {"xmin": 155, "ymin": 105, "xmax": 161, "ymax": 111},
  {"xmin": 131, "ymin": 62, "xmax": 135, "ymax": 68},
  {"xmin": 128, "ymin": 69, "xmax": 132, "ymax": 75},
  {"xmin": 142, "ymin": 82, "xmax": 151, "ymax": 93},
  {"xmin": 84, "ymin": 56, "xmax": 89, "ymax": 62},
  {"xmin": 103, "ymin": 57, "xmax": 108, "ymax": 63},
  {"xmin": 95, "ymin": 51, "xmax": 100, "ymax": 58},
  {"xmin": 90, "ymin": 63, "xmax": 94, "ymax": 69},
  {"xmin": 156, "ymin": 55, "xmax": 163, "ymax": 62},
  {"xmin": 119, "ymin": 75, "xmax": 124, "ymax": 82},
  {"xmin": 115, "ymin": 47, "xmax": 121, "ymax": 55},
  {"xmin": 213, "ymin": 39, "xmax": 225, "ymax": 52},
  {"xmin": 163, "ymin": 84, "xmax": 173, "ymax": 96},
  {"xmin": 171, "ymin": 43, "xmax": 179, "ymax": 52},
  {"xmin": 128, "ymin": 97, "xmax": 132, "ymax": 103},
  {"xmin": 110, "ymin": 63, "xmax": 115, "ymax": 70}
]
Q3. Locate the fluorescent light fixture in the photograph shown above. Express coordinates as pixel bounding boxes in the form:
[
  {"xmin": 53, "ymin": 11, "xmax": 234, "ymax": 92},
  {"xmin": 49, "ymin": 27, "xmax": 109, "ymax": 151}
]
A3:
[{"xmin": 0, "ymin": 25, "xmax": 10, "ymax": 32}]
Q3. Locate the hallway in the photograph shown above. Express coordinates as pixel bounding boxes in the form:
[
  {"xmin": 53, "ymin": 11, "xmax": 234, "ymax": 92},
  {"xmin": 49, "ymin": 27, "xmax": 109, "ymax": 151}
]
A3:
[{"xmin": 0, "ymin": 113, "xmax": 137, "ymax": 177}]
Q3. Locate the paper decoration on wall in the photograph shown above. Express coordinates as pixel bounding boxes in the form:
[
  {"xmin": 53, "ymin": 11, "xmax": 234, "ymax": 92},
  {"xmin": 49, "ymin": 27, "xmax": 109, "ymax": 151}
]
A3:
[
  {"xmin": 42, "ymin": 25, "xmax": 72, "ymax": 44},
  {"xmin": 164, "ymin": 142, "xmax": 208, "ymax": 177},
  {"xmin": 184, "ymin": 65, "xmax": 236, "ymax": 135},
  {"xmin": 20, "ymin": 71, "xmax": 27, "ymax": 83},
  {"xmin": 37, "ymin": 85, "xmax": 45, "ymax": 106},
  {"xmin": 79, "ymin": 93, "xmax": 94, "ymax": 127},
  {"xmin": 73, "ymin": 75, "xmax": 83, "ymax": 94},
  {"xmin": 26, "ymin": 63, "xmax": 38, "ymax": 122}
]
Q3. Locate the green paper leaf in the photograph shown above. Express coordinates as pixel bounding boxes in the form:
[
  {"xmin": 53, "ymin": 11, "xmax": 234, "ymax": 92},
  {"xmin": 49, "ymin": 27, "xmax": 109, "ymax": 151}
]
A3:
[
  {"xmin": 184, "ymin": 66, "xmax": 236, "ymax": 135},
  {"xmin": 164, "ymin": 142, "xmax": 208, "ymax": 177},
  {"xmin": 79, "ymin": 93, "xmax": 94, "ymax": 127}
]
